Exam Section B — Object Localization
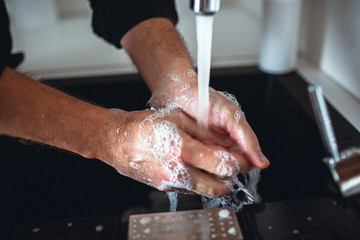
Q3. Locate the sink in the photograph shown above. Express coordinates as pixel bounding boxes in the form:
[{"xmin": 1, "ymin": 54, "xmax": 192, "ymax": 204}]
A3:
[{"xmin": 1, "ymin": 67, "xmax": 359, "ymax": 238}]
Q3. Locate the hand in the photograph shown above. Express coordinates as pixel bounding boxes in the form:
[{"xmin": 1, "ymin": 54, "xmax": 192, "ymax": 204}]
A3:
[
  {"xmin": 105, "ymin": 108, "xmax": 251, "ymax": 197},
  {"xmin": 149, "ymin": 71, "xmax": 270, "ymax": 170}
]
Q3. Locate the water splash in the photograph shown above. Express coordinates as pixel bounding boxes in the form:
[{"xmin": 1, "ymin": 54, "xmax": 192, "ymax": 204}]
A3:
[
  {"xmin": 166, "ymin": 191, "xmax": 179, "ymax": 212},
  {"xmin": 202, "ymin": 168, "xmax": 261, "ymax": 212}
]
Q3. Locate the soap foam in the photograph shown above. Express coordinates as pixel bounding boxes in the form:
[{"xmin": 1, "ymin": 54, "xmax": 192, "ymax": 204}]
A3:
[
  {"xmin": 114, "ymin": 109, "xmax": 193, "ymax": 194},
  {"xmin": 143, "ymin": 120, "xmax": 192, "ymax": 192},
  {"xmin": 147, "ymin": 91, "xmax": 170, "ymax": 109},
  {"xmin": 166, "ymin": 70, "xmax": 197, "ymax": 82},
  {"xmin": 185, "ymin": 69, "xmax": 197, "ymax": 78},
  {"xmin": 129, "ymin": 162, "xmax": 141, "ymax": 170},
  {"xmin": 179, "ymin": 83, "xmax": 191, "ymax": 93},
  {"xmin": 167, "ymin": 73, "xmax": 182, "ymax": 82},
  {"xmin": 215, "ymin": 150, "xmax": 240, "ymax": 177},
  {"xmin": 234, "ymin": 110, "xmax": 244, "ymax": 123},
  {"xmin": 149, "ymin": 75, "xmax": 195, "ymax": 110},
  {"xmin": 140, "ymin": 103, "xmax": 181, "ymax": 129},
  {"xmin": 218, "ymin": 91, "xmax": 241, "ymax": 107}
]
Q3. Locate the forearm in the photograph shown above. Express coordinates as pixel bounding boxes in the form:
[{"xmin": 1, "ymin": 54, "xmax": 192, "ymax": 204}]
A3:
[
  {"xmin": 120, "ymin": 18, "xmax": 196, "ymax": 93},
  {"xmin": 0, "ymin": 67, "xmax": 113, "ymax": 160}
]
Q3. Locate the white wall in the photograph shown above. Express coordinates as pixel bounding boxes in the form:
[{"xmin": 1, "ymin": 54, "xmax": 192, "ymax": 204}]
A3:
[
  {"xmin": 299, "ymin": 0, "xmax": 360, "ymax": 101},
  {"xmin": 321, "ymin": 0, "xmax": 360, "ymax": 101},
  {"xmin": 9, "ymin": 0, "xmax": 263, "ymax": 78},
  {"xmin": 55, "ymin": 0, "xmax": 91, "ymax": 19}
]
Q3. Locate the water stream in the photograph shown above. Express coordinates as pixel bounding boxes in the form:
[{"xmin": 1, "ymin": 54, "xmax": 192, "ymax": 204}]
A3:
[
  {"xmin": 196, "ymin": 15, "xmax": 214, "ymax": 127},
  {"xmin": 166, "ymin": 14, "xmax": 261, "ymax": 212}
]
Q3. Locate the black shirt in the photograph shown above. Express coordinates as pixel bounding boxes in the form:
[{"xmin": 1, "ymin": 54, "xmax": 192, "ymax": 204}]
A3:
[
  {"xmin": 0, "ymin": 0, "xmax": 178, "ymax": 75},
  {"xmin": 0, "ymin": 0, "xmax": 11, "ymax": 74}
]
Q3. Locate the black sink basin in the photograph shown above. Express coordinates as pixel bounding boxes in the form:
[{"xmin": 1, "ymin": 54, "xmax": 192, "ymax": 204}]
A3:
[{"xmin": 1, "ymin": 67, "xmax": 360, "ymax": 239}]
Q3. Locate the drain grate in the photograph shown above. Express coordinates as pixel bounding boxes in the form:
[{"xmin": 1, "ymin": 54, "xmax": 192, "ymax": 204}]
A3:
[{"xmin": 128, "ymin": 207, "xmax": 243, "ymax": 240}]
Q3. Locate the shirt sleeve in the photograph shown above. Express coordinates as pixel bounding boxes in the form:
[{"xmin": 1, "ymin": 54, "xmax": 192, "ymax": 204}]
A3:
[{"xmin": 88, "ymin": 0, "xmax": 178, "ymax": 49}]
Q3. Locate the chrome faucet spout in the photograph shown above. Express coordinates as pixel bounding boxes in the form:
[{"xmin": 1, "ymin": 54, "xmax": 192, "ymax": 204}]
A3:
[{"xmin": 190, "ymin": 0, "xmax": 221, "ymax": 15}]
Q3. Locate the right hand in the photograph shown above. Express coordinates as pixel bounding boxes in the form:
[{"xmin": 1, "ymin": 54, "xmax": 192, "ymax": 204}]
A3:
[
  {"xmin": 105, "ymin": 107, "xmax": 254, "ymax": 198},
  {"xmin": 150, "ymin": 76, "xmax": 270, "ymax": 171}
]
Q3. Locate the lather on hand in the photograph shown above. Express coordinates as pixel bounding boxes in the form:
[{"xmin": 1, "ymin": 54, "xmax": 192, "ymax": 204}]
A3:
[
  {"xmin": 0, "ymin": 68, "xmax": 243, "ymax": 198},
  {"xmin": 106, "ymin": 107, "xmax": 248, "ymax": 197}
]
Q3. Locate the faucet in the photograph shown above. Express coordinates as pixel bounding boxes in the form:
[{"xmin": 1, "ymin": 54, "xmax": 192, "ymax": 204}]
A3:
[{"xmin": 190, "ymin": 0, "xmax": 221, "ymax": 15}]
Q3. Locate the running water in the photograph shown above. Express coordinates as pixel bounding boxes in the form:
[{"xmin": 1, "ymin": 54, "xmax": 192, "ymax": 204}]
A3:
[
  {"xmin": 196, "ymin": 15, "xmax": 214, "ymax": 127},
  {"xmin": 166, "ymin": 191, "xmax": 179, "ymax": 212},
  {"xmin": 202, "ymin": 168, "xmax": 261, "ymax": 212},
  {"xmin": 164, "ymin": 15, "xmax": 261, "ymax": 213}
]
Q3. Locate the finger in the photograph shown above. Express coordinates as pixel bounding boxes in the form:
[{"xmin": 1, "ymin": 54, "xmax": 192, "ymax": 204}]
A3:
[
  {"xmin": 227, "ymin": 149, "xmax": 254, "ymax": 173},
  {"xmin": 153, "ymin": 164, "xmax": 230, "ymax": 198},
  {"xmin": 209, "ymin": 101, "xmax": 270, "ymax": 169},
  {"xmin": 168, "ymin": 187, "xmax": 196, "ymax": 195},
  {"xmin": 210, "ymin": 126, "xmax": 229, "ymax": 135},
  {"xmin": 187, "ymin": 166, "xmax": 230, "ymax": 198},
  {"xmin": 173, "ymin": 111, "xmax": 234, "ymax": 148},
  {"xmin": 181, "ymin": 134, "xmax": 251, "ymax": 177},
  {"xmin": 227, "ymin": 113, "xmax": 270, "ymax": 169}
]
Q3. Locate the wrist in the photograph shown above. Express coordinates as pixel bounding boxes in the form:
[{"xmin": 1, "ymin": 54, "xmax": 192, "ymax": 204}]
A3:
[
  {"xmin": 153, "ymin": 69, "xmax": 198, "ymax": 92},
  {"xmin": 98, "ymin": 108, "xmax": 130, "ymax": 169},
  {"xmin": 121, "ymin": 17, "xmax": 197, "ymax": 95},
  {"xmin": 149, "ymin": 69, "xmax": 198, "ymax": 107},
  {"xmin": 74, "ymin": 107, "xmax": 114, "ymax": 161}
]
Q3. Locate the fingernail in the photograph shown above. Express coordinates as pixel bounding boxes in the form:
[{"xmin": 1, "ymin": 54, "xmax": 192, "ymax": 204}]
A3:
[{"xmin": 258, "ymin": 152, "xmax": 270, "ymax": 165}]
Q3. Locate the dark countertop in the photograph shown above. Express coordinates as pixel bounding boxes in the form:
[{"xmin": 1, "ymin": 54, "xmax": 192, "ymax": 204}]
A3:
[{"xmin": 1, "ymin": 67, "xmax": 360, "ymax": 239}]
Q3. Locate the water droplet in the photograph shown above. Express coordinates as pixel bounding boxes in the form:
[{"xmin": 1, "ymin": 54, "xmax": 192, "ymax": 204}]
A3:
[{"xmin": 95, "ymin": 225, "xmax": 104, "ymax": 232}]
